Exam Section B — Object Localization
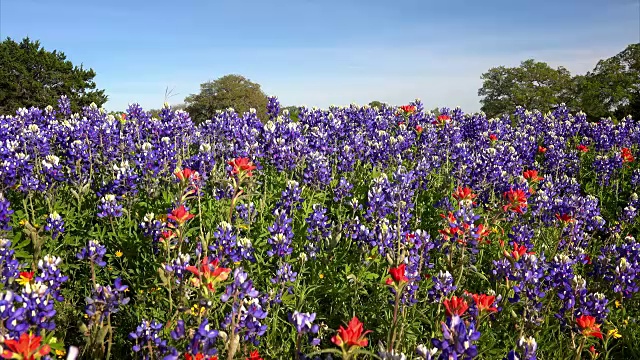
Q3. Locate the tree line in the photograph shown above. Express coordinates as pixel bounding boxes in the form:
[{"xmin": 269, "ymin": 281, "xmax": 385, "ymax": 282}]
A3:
[{"xmin": 1, "ymin": 37, "xmax": 638, "ymax": 122}]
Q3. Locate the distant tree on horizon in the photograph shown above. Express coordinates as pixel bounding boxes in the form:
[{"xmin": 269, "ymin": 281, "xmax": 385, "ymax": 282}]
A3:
[
  {"xmin": 573, "ymin": 43, "xmax": 640, "ymax": 121},
  {"xmin": 184, "ymin": 74, "xmax": 268, "ymax": 124},
  {"xmin": 0, "ymin": 37, "xmax": 107, "ymax": 113},
  {"xmin": 478, "ymin": 59, "xmax": 574, "ymax": 118}
]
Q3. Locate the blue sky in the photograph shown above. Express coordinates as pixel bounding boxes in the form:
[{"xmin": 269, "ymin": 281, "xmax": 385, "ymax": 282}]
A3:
[{"xmin": 1, "ymin": 0, "xmax": 639, "ymax": 111}]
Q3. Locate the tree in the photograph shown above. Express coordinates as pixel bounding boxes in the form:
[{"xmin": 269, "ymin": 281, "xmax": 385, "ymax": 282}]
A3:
[
  {"xmin": 184, "ymin": 74, "xmax": 268, "ymax": 124},
  {"xmin": 283, "ymin": 106, "xmax": 300, "ymax": 121},
  {"xmin": 368, "ymin": 100, "xmax": 384, "ymax": 108},
  {"xmin": 0, "ymin": 37, "xmax": 107, "ymax": 113},
  {"xmin": 574, "ymin": 43, "xmax": 640, "ymax": 120},
  {"xmin": 478, "ymin": 59, "xmax": 574, "ymax": 118}
]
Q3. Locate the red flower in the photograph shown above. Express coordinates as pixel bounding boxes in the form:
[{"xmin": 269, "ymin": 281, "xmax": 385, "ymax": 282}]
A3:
[
  {"xmin": 386, "ymin": 264, "xmax": 409, "ymax": 285},
  {"xmin": 555, "ymin": 213, "xmax": 573, "ymax": 223},
  {"xmin": 452, "ymin": 187, "xmax": 477, "ymax": 202},
  {"xmin": 576, "ymin": 315, "xmax": 603, "ymax": 339},
  {"xmin": 502, "ymin": 188, "xmax": 528, "ymax": 214},
  {"xmin": 589, "ymin": 345, "xmax": 598, "ymax": 357},
  {"xmin": 577, "ymin": 144, "xmax": 589, "ymax": 153},
  {"xmin": 399, "ymin": 105, "xmax": 416, "ymax": 114},
  {"xmin": 246, "ymin": 350, "xmax": 263, "ymax": 360},
  {"xmin": 228, "ymin": 157, "xmax": 256, "ymax": 177},
  {"xmin": 432, "ymin": 114, "xmax": 451, "ymax": 125},
  {"xmin": 186, "ymin": 258, "xmax": 231, "ymax": 291},
  {"xmin": 443, "ymin": 296, "xmax": 469, "ymax": 316},
  {"xmin": 505, "ymin": 242, "xmax": 533, "ymax": 261},
  {"xmin": 523, "ymin": 170, "xmax": 544, "ymax": 183},
  {"xmin": 415, "ymin": 125, "xmax": 423, "ymax": 134},
  {"xmin": 489, "ymin": 134, "xmax": 498, "ymax": 141},
  {"xmin": 121, "ymin": 113, "xmax": 127, "ymax": 121},
  {"xmin": 186, "ymin": 354, "xmax": 218, "ymax": 360},
  {"xmin": 622, "ymin": 148, "xmax": 635, "ymax": 163},
  {"xmin": 331, "ymin": 316, "xmax": 372, "ymax": 349},
  {"xmin": 17, "ymin": 271, "xmax": 34, "ymax": 286},
  {"xmin": 472, "ymin": 293, "xmax": 498, "ymax": 314},
  {"xmin": 168, "ymin": 205, "xmax": 195, "ymax": 225},
  {"xmin": 161, "ymin": 230, "xmax": 175, "ymax": 243},
  {"xmin": 473, "ymin": 224, "xmax": 491, "ymax": 244},
  {"xmin": 1, "ymin": 333, "xmax": 51, "ymax": 359},
  {"xmin": 538, "ymin": 146, "xmax": 547, "ymax": 153},
  {"xmin": 174, "ymin": 168, "xmax": 199, "ymax": 182}
]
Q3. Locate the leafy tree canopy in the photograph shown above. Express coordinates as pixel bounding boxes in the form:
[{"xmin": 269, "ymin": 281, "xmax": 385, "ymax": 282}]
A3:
[
  {"xmin": 0, "ymin": 37, "xmax": 107, "ymax": 113},
  {"xmin": 478, "ymin": 59, "xmax": 574, "ymax": 118},
  {"xmin": 575, "ymin": 43, "xmax": 640, "ymax": 120},
  {"xmin": 184, "ymin": 74, "xmax": 268, "ymax": 124}
]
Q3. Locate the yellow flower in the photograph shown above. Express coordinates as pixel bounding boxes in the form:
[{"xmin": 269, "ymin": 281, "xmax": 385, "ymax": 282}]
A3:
[
  {"xmin": 115, "ymin": 250, "xmax": 123, "ymax": 258},
  {"xmin": 608, "ymin": 329, "xmax": 622, "ymax": 339},
  {"xmin": 319, "ymin": 274, "xmax": 324, "ymax": 279},
  {"xmin": 16, "ymin": 272, "xmax": 34, "ymax": 286},
  {"xmin": 19, "ymin": 219, "xmax": 27, "ymax": 226},
  {"xmin": 234, "ymin": 261, "xmax": 241, "ymax": 266},
  {"xmin": 55, "ymin": 349, "xmax": 66, "ymax": 356},
  {"xmin": 624, "ymin": 318, "xmax": 629, "ymax": 326},
  {"xmin": 615, "ymin": 300, "xmax": 622, "ymax": 308}
]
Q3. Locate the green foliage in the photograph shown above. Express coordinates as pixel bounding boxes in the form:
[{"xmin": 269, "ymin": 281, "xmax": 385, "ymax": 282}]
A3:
[
  {"xmin": 478, "ymin": 59, "xmax": 574, "ymax": 118},
  {"xmin": 184, "ymin": 74, "xmax": 268, "ymax": 124},
  {"xmin": 283, "ymin": 105, "xmax": 300, "ymax": 121},
  {"xmin": 478, "ymin": 43, "xmax": 640, "ymax": 121},
  {"xmin": 574, "ymin": 43, "xmax": 640, "ymax": 121},
  {"xmin": 0, "ymin": 37, "xmax": 107, "ymax": 113}
]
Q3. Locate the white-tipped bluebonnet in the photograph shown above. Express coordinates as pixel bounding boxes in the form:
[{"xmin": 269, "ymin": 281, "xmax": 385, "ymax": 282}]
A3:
[
  {"xmin": 97, "ymin": 194, "xmax": 123, "ymax": 218},
  {"xmin": 267, "ymin": 209, "xmax": 294, "ymax": 258},
  {"xmin": 44, "ymin": 212, "xmax": 64, "ymax": 240},
  {"xmin": 77, "ymin": 240, "xmax": 107, "ymax": 267},
  {"xmin": 0, "ymin": 194, "xmax": 13, "ymax": 231}
]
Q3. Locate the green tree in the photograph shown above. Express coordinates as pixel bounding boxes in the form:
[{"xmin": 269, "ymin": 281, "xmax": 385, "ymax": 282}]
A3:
[
  {"xmin": 283, "ymin": 105, "xmax": 300, "ymax": 121},
  {"xmin": 184, "ymin": 74, "xmax": 268, "ymax": 124},
  {"xmin": 0, "ymin": 37, "xmax": 107, "ymax": 113},
  {"xmin": 368, "ymin": 100, "xmax": 384, "ymax": 108},
  {"xmin": 478, "ymin": 59, "xmax": 574, "ymax": 118},
  {"xmin": 575, "ymin": 43, "xmax": 640, "ymax": 120}
]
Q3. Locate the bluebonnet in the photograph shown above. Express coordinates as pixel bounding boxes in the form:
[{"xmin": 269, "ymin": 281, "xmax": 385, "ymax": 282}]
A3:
[
  {"xmin": 139, "ymin": 213, "xmax": 165, "ymax": 251},
  {"xmin": 431, "ymin": 315, "xmax": 480, "ymax": 360},
  {"xmin": 0, "ymin": 194, "xmax": 13, "ymax": 231},
  {"xmin": 504, "ymin": 336, "xmax": 537, "ymax": 360},
  {"xmin": 170, "ymin": 319, "xmax": 219, "ymax": 357},
  {"xmin": 85, "ymin": 278, "xmax": 130, "ymax": 323},
  {"xmin": 37, "ymin": 254, "xmax": 68, "ymax": 302},
  {"xmin": 305, "ymin": 205, "xmax": 331, "ymax": 258},
  {"xmin": 221, "ymin": 268, "xmax": 268, "ymax": 346},
  {"xmin": 164, "ymin": 253, "xmax": 191, "ymax": 284},
  {"xmin": 97, "ymin": 194, "xmax": 123, "ymax": 218},
  {"xmin": 267, "ymin": 209, "xmax": 294, "ymax": 258},
  {"xmin": 289, "ymin": 311, "xmax": 320, "ymax": 346},
  {"xmin": 275, "ymin": 180, "xmax": 304, "ymax": 215},
  {"xmin": 333, "ymin": 177, "xmax": 353, "ymax": 202},
  {"xmin": 129, "ymin": 319, "xmax": 177, "ymax": 359},
  {"xmin": 235, "ymin": 202, "xmax": 257, "ymax": 224},
  {"xmin": 44, "ymin": 212, "xmax": 64, "ymax": 240},
  {"xmin": 428, "ymin": 271, "xmax": 456, "ymax": 303},
  {"xmin": 0, "ymin": 239, "xmax": 20, "ymax": 286},
  {"xmin": 77, "ymin": 240, "xmax": 108, "ymax": 267},
  {"xmin": 594, "ymin": 237, "xmax": 640, "ymax": 298}
]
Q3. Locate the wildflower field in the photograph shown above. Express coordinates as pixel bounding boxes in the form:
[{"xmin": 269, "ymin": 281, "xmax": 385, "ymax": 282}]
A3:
[{"xmin": 0, "ymin": 96, "xmax": 639, "ymax": 360}]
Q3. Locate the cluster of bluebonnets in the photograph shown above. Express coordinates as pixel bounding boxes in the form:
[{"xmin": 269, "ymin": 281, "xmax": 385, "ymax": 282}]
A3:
[{"xmin": 0, "ymin": 95, "xmax": 638, "ymax": 359}]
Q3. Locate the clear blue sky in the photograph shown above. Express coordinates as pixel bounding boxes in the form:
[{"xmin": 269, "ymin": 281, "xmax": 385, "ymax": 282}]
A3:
[{"xmin": 1, "ymin": 0, "xmax": 639, "ymax": 111}]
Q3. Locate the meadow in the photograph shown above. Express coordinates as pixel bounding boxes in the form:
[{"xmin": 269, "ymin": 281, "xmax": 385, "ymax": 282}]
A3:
[{"xmin": 0, "ymin": 96, "xmax": 638, "ymax": 360}]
